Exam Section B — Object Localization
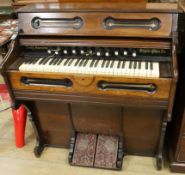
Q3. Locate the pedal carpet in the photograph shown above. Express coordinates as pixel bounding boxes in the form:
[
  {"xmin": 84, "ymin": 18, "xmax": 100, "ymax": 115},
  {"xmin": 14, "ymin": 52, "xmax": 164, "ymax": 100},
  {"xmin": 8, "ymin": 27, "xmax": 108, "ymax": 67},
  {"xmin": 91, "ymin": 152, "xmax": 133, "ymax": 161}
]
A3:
[
  {"xmin": 72, "ymin": 133, "xmax": 119, "ymax": 169},
  {"xmin": 72, "ymin": 133, "xmax": 97, "ymax": 167},
  {"xmin": 94, "ymin": 135, "xmax": 118, "ymax": 169}
]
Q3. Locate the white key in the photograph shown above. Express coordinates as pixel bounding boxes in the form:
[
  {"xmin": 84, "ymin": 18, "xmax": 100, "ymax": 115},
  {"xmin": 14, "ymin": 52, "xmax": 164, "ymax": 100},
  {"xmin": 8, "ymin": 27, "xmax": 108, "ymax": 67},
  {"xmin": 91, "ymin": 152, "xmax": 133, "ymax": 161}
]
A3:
[
  {"xmin": 32, "ymin": 58, "xmax": 43, "ymax": 71},
  {"xmin": 55, "ymin": 58, "xmax": 65, "ymax": 72},
  {"xmin": 49, "ymin": 58, "xmax": 59, "ymax": 72},
  {"xmin": 140, "ymin": 61, "xmax": 146, "ymax": 77},
  {"xmin": 23, "ymin": 58, "xmax": 36, "ymax": 71},
  {"xmin": 116, "ymin": 61, "xmax": 123, "ymax": 76},
  {"xmin": 83, "ymin": 59, "xmax": 92, "ymax": 75},
  {"xmin": 43, "ymin": 58, "xmax": 53, "ymax": 72},
  {"xmin": 68, "ymin": 59, "xmax": 78, "ymax": 73},
  {"xmin": 103, "ymin": 60, "xmax": 109, "ymax": 75},
  {"xmin": 75, "ymin": 59, "xmax": 84, "ymax": 74},
  {"xmin": 58, "ymin": 58, "xmax": 68, "ymax": 72},
  {"xmin": 129, "ymin": 61, "xmax": 135, "ymax": 76},
  {"xmin": 89, "ymin": 60, "xmax": 96, "ymax": 74},
  {"xmin": 134, "ymin": 61, "xmax": 140, "ymax": 77},
  {"xmin": 51, "ymin": 58, "xmax": 62, "ymax": 72},
  {"xmin": 148, "ymin": 62, "xmax": 153, "ymax": 77},
  {"xmin": 112, "ymin": 60, "xmax": 119, "ymax": 76},
  {"xmin": 19, "ymin": 62, "xmax": 27, "ymax": 71},
  {"xmin": 105, "ymin": 60, "xmax": 114, "ymax": 75},
  {"xmin": 78, "ymin": 59, "xmax": 88, "ymax": 74},
  {"xmin": 124, "ymin": 61, "xmax": 130, "ymax": 76},
  {"xmin": 152, "ymin": 62, "xmax": 159, "ymax": 77},
  {"xmin": 76, "ymin": 59, "xmax": 85, "ymax": 73},
  {"xmin": 97, "ymin": 60, "xmax": 105, "ymax": 75},
  {"xmin": 146, "ymin": 62, "xmax": 151, "ymax": 77},
  {"xmin": 62, "ymin": 59, "xmax": 73, "ymax": 73},
  {"xmin": 95, "ymin": 60, "xmax": 103, "ymax": 75},
  {"xmin": 36, "ymin": 58, "xmax": 47, "ymax": 72},
  {"xmin": 47, "ymin": 58, "xmax": 58, "ymax": 72}
]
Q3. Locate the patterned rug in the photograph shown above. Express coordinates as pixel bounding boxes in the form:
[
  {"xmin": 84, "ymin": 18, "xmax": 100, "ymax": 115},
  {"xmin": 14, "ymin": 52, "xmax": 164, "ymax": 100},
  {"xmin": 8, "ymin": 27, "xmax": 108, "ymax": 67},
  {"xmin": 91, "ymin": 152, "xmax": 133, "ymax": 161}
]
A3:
[
  {"xmin": 72, "ymin": 133, "xmax": 97, "ymax": 167},
  {"xmin": 0, "ymin": 84, "xmax": 11, "ymax": 111},
  {"xmin": 94, "ymin": 135, "xmax": 119, "ymax": 169},
  {"xmin": 71, "ymin": 133, "xmax": 119, "ymax": 169}
]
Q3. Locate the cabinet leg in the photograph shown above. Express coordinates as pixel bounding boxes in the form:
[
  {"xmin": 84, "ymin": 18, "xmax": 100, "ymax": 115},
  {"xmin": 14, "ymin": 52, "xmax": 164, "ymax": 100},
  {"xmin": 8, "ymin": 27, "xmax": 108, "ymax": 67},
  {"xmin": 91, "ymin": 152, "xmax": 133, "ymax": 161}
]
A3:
[
  {"xmin": 34, "ymin": 142, "xmax": 44, "ymax": 158},
  {"xmin": 156, "ymin": 118, "xmax": 167, "ymax": 170},
  {"xmin": 26, "ymin": 106, "xmax": 44, "ymax": 157}
]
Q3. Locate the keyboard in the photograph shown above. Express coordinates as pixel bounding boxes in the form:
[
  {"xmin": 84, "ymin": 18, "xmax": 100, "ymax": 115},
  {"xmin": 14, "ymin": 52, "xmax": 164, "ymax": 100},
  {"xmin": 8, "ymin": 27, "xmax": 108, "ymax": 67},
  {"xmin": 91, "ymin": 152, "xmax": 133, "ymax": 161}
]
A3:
[{"xmin": 19, "ymin": 57, "xmax": 160, "ymax": 78}]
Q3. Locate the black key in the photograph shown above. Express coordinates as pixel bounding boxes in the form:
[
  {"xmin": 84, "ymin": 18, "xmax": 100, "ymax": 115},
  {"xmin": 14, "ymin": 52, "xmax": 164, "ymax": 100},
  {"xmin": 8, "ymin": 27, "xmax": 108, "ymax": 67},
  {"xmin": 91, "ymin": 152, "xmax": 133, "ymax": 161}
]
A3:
[
  {"xmin": 57, "ymin": 58, "xmax": 64, "ymax": 65},
  {"xmin": 38, "ymin": 58, "xmax": 45, "ymax": 65},
  {"xmin": 79, "ymin": 59, "xmax": 85, "ymax": 67},
  {"xmin": 49, "ymin": 58, "xmax": 56, "ymax": 65},
  {"xmin": 75, "ymin": 59, "xmax": 81, "ymax": 66},
  {"xmin": 83, "ymin": 59, "xmax": 89, "ymax": 67},
  {"xmin": 35, "ymin": 58, "xmax": 42, "ymax": 65},
  {"xmin": 129, "ymin": 61, "xmax": 132, "ymax": 69},
  {"xmin": 110, "ymin": 60, "xmax": 114, "ymax": 68},
  {"xmin": 94, "ymin": 60, "xmax": 99, "ymax": 67},
  {"xmin": 29, "ymin": 57, "xmax": 37, "ymax": 64},
  {"xmin": 52, "ymin": 58, "xmax": 60, "ymax": 65},
  {"xmin": 138, "ymin": 62, "xmax": 141, "ymax": 69},
  {"xmin": 41, "ymin": 57, "xmax": 49, "ymax": 65},
  {"xmin": 54, "ymin": 58, "xmax": 62, "ymax": 65},
  {"xmin": 47, "ymin": 58, "xmax": 54, "ymax": 65},
  {"xmin": 134, "ymin": 61, "xmax": 137, "ymax": 69},
  {"xmin": 106, "ymin": 60, "xmax": 110, "ymax": 68},
  {"xmin": 102, "ymin": 60, "xmax": 106, "ymax": 68},
  {"xmin": 32, "ymin": 58, "xmax": 40, "ymax": 64},
  {"xmin": 27, "ymin": 58, "xmax": 34, "ymax": 64},
  {"xmin": 23, "ymin": 58, "xmax": 30, "ymax": 64},
  {"xmin": 90, "ymin": 59, "xmax": 96, "ymax": 67},
  {"xmin": 145, "ymin": 62, "xmax": 148, "ymax": 70},
  {"xmin": 53, "ymin": 58, "xmax": 60, "ymax": 65},
  {"xmin": 39, "ymin": 57, "xmax": 47, "ymax": 65},
  {"xmin": 117, "ymin": 61, "xmax": 121, "ymax": 68},
  {"xmin": 122, "ymin": 61, "xmax": 125, "ymax": 69},
  {"xmin": 82, "ymin": 59, "xmax": 86, "ymax": 67},
  {"xmin": 27, "ymin": 58, "xmax": 35, "ymax": 64},
  {"xmin": 150, "ymin": 62, "xmax": 153, "ymax": 70},
  {"xmin": 68, "ymin": 59, "xmax": 74, "ymax": 66},
  {"xmin": 64, "ymin": 59, "xmax": 70, "ymax": 66}
]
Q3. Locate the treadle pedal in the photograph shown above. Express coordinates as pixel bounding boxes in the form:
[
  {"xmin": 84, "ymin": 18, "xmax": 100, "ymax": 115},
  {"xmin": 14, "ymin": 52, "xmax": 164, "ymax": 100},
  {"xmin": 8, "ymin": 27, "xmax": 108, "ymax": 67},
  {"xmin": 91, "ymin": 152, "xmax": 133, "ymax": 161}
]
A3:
[
  {"xmin": 94, "ymin": 134, "xmax": 119, "ymax": 169},
  {"xmin": 69, "ymin": 132, "xmax": 123, "ymax": 170},
  {"xmin": 71, "ymin": 133, "xmax": 97, "ymax": 167}
]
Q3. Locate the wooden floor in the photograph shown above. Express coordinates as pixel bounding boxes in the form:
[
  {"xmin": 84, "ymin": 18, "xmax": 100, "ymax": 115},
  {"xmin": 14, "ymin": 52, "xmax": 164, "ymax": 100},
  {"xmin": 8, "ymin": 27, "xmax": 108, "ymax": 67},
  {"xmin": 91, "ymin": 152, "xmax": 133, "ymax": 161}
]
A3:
[{"xmin": 0, "ymin": 109, "xmax": 180, "ymax": 175}]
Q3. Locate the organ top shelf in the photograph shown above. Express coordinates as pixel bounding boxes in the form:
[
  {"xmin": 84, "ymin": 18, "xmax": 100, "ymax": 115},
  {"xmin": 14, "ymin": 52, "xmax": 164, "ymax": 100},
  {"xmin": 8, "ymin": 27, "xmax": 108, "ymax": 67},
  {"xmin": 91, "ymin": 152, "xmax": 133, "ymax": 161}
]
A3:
[{"xmin": 16, "ymin": 2, "xmax": 181, "ymax": 13}]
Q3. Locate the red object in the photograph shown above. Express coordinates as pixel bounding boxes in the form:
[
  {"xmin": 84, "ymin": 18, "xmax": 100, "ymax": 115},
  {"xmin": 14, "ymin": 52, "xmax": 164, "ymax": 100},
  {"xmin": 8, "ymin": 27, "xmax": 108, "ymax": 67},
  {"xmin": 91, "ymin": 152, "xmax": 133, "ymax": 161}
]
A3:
[
  {"xmin": 12, "ymin": 105, "xmax": 27, "ymax": 148},
  {"xmin": 0, "ymin": 84, "xmax": 8, "ymax": 93}
]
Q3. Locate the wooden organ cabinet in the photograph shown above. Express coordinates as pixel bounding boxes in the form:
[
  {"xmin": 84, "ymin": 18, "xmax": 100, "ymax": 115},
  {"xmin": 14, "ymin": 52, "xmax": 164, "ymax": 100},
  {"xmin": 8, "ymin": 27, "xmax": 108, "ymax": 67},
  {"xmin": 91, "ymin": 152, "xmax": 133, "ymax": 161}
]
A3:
[{"xmin": 0, "ymin": 2, "xmax": 182, "ymax": 171}]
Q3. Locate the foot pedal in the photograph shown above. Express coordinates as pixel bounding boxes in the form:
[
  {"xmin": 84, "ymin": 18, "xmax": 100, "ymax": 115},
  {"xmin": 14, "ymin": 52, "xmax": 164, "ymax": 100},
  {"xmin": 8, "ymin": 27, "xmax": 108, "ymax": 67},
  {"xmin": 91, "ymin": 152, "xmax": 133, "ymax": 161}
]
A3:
[
  {"xmin": 94, "ymin": 135, "xmax": 119, "ymax": 169},
  {"xmin": 71, "ymin": 133, "xmax": 97, "ymax": 167},
  {"xmin": 69, "ymin": 132, "xmax": 123, "ymax": 170}
]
